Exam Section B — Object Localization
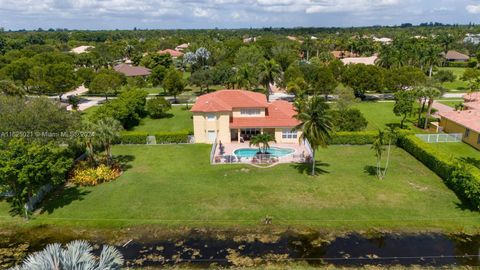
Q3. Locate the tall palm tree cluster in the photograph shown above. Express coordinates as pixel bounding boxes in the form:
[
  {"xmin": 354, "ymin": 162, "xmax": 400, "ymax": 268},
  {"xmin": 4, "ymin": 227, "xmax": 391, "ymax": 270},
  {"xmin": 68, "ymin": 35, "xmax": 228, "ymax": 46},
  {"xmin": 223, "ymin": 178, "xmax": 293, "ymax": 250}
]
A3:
[
  {"xmin": 376, "ymin": 37, "xmax": 443, "ymax": 77},
  {"xmin": 10, "ymin": 240, "xmax": 123, "ymax": 270}
]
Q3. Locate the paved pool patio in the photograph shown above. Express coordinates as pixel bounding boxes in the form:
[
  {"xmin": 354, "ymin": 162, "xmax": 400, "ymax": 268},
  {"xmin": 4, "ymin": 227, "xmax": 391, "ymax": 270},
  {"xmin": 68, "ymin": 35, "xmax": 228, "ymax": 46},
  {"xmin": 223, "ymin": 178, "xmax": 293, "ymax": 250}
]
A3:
[{"xmin": 211, "ymin": 141, "xmax": 311, "ymax": 165}]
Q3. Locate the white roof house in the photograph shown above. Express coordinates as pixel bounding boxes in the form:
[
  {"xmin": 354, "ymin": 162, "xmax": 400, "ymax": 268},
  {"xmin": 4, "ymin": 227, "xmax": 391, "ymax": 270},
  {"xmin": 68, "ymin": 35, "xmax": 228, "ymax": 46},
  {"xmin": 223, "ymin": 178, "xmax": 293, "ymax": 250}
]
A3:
[
  {"xmin": 341, "ymin": 55, "xmax": 378, "ymax": 65},
  {"xmin": 373, "ymin": 37, "xmax": 392, "ymax": 44},
  {"xmin": 70, "ymin": 45, "xmax": 94, "ymax": 54}
]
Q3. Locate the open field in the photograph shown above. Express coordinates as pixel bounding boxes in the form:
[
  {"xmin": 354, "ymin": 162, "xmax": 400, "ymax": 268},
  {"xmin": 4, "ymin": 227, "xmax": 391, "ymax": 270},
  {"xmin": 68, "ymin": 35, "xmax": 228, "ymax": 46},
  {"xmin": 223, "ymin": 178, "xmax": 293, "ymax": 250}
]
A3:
[{"xmin": 1, "ymin": 144, "xmax": 478, "ymax": 230}]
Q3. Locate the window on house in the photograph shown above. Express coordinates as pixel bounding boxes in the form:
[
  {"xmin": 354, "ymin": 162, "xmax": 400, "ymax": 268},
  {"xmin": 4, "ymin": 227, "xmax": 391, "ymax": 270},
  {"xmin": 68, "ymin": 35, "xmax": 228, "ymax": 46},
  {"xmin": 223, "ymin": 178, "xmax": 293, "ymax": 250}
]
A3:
[
  {"xmin": 206, "ymin": 113, "xmax": 216, "ymax": 121},
  {"xmin": 465, "ymin": 128, "xmax": 470, "ymax": 138},
  {"xmin": 282, "ymin": 129, "xmax": 297, "ymax": 139},
  {"xmin": 240, "ymin": 109, "xmax": 261, "ymax": 116},
  {"xmin": 477, "ymin": 134, "xmax": 480, "ymax": 144}
]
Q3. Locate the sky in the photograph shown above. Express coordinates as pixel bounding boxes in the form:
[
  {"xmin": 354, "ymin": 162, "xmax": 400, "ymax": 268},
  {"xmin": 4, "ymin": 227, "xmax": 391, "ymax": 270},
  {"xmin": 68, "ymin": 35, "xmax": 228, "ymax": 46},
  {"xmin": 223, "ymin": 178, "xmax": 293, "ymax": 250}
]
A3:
[{"xmin": 1, "ymin": 0, "xmax": 480, "ymax": 30}]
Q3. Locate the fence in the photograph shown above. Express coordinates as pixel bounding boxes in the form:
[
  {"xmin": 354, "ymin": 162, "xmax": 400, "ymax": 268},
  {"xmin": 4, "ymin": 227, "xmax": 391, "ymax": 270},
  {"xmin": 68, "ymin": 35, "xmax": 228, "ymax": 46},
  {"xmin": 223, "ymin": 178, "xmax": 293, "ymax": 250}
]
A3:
[
  {"xmin": 210, "ymin": 141, "xmax": 218, "ymax": 164},
  {"xmin": 415, "ymin": 133, "xmax": 463, "ymax": 143}
]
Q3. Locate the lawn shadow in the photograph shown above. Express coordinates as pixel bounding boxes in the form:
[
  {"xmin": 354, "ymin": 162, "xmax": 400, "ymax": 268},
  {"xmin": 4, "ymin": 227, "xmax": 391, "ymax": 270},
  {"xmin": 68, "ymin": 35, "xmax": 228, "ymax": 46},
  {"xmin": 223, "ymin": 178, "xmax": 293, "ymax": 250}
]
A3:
[
  {"xmin": 115, "ymin": 155, "xmax": 135, "ymax": 172},
  {"xmin": 364, "ymin": 165, "xmax": 377, "ymax": 176},
  {"xmin": 39, "ymin": 186, "xmax": 91, "ymax": 214},
  {"xmin": 292, "ymin": 161, "xmax": 330, "ymax": 176}
]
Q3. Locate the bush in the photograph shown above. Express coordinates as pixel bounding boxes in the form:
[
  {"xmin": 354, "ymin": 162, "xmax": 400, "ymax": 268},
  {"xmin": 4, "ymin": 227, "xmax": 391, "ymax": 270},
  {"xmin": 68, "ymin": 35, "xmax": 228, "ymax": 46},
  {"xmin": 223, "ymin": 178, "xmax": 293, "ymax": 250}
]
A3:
[
  {"xmin": 70, "ymin": 164, "xmax": 121, "ymax": 186},
  {"xmin": 146, "ymin": 97, "xmax": 172, "ymax": 118},
  {"xmin": 92, "ymin": 89, "xmax": 148, "ymax": 129},
  {"xmin": 434, "ymin": 70, "xmax": 456, "ymax": 83},
  {"xmin": 154, "ymin": 131, "xmax": 191, "ymax": 144},
  {"xmin": 330, "ymin": 109, "xmax": 368, "ymax": 132},
  {"xmin": 397, "ymin": 135, "xmax": 480, "ymax": 210}
]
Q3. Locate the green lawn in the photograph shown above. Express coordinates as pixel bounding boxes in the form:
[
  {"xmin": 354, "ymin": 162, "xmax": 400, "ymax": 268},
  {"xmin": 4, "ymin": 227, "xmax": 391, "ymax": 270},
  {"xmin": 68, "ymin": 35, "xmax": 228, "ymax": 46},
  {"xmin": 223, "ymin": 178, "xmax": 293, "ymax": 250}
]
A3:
[
  {"xmin": 438, "ymin": 100, "xmax": 463, "ymax": 108},
  {"xmin": 130, "ymin": 106, "xmax": 193, "ymax": 134},
  {"xmin": 2, "ymin": 144, "xmax": 478, "ymax": 230},
  {"xmin": 353, "ymin": 102, "xmax": 401, "ymax": 130},
  {"xmin": 429, "ymin": 142, "xmax": 480, "ymax": 167},
  {"xmin": 437, "ymin": 67, "xmax": 469, "ymax": 91}
]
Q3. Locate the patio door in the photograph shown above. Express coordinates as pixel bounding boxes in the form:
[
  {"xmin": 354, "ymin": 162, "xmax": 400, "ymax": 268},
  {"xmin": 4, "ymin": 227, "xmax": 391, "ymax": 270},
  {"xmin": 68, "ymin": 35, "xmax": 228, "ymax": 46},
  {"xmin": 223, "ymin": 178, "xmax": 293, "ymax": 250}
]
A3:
[{"xmin": 207, "ymin": 130, "xmax": 216, "ymax": 142}]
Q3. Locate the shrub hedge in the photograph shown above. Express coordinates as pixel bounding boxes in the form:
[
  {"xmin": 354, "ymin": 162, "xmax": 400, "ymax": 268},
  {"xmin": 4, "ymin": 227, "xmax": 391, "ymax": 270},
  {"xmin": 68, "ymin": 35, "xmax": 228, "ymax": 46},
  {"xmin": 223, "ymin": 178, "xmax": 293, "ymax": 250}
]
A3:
[
  {"xmin": 118, "ymin": 132, "xmax": 149, "ymax": 144},
  {"xmin": 328, "ymin": 131, "xmax": 378, "ymax": 145},
  {"xmin": 397, "ymin": 134, "xmax": 480, "ymax": 210},
  {"xmin": 154, "ymin": 131, "xmax": 191, "ymax": 144},
  {"xmin": 118, "ymin": 130, "xmax": 192, "ymax": 144}
]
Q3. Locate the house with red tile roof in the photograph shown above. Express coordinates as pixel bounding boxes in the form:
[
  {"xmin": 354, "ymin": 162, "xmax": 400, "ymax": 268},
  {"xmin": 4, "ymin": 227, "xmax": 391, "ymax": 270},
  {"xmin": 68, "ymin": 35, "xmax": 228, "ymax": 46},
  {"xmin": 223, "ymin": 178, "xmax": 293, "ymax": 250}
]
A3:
[
  {"xmin": 191, "ymin": 90, "xmax": 301, "ymax": 143},
  {"xmin": 158, "ymin": 49, "xmax": 184, "ymax": 58},
  {"xmin": 439, "ymin": 92, "xmax": 480, "ymax": 150}
]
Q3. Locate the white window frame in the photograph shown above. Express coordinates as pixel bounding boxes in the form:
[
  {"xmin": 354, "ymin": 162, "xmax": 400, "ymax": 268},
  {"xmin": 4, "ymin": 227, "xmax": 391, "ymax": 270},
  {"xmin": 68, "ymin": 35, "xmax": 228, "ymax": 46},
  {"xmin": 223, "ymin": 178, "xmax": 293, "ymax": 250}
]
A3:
[
  {"xmin": 206, "ymin": 113, "xmax": 216, "ymax": 121},
  {"xmin": 240, "ymin": 109, "xmax": 261, "ymax": 116},
  {"xmin": 282, "ymin": 129, "xmax": 297, "ymax": 139}
]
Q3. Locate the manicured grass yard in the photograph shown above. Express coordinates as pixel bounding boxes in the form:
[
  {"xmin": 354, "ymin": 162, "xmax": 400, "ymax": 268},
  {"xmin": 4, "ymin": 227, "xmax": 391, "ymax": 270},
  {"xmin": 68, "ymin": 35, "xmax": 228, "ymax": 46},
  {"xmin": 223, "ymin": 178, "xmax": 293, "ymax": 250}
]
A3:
[
  {"xmin": 131, "ymin": 106, "xmax": 193, "ymax": 134},
  {"xmin": 2, "ymin": 144, "xmax": 478, "ymax": 230},
  {"xmin": 437, "ymin": 67, "xmax": 469, "ymax": 91},
  {"xmin": 353, "ymin": 102, "xmax": 403, "ymax": 130},
  {"xmin": 429, "ymin": 142, "xmax": 480, "ymax": 166}
]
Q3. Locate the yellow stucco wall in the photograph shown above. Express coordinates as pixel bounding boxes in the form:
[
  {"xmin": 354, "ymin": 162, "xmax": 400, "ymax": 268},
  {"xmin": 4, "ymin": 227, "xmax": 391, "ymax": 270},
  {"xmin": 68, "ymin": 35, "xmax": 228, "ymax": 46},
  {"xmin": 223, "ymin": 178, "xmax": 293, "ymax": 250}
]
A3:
[
  {"xmin": 193, "ymin": 111, "xmax": 302, "ymax": 144},
  {"xmin": 274, "ymin": 128, "xmax": 302, "ymax": 144},
  {"xmin": 440, "ymin": 118, "xmax": 480, "ymax": 150},
  {"xmin": 193, "ymin": 112, "xmax": 231, "ymax": 143}
]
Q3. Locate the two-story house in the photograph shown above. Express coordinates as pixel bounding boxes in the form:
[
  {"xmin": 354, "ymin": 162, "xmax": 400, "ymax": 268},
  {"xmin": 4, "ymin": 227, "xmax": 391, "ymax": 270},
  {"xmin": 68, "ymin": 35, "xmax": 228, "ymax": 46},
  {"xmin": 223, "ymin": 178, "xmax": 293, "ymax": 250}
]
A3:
[{"xmin": 191, "ymin": 90, "xmax": 301, "ymax": 144}]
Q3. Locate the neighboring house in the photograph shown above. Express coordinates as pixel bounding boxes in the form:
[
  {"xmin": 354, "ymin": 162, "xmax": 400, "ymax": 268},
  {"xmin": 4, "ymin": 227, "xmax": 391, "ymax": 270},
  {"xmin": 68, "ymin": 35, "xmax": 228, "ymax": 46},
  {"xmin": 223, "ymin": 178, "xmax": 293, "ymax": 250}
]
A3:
[
  {"xmin": 243, "ymin": 37, "xmax": 257, "ymax": 43},
  {"xmin": 70, "ymin": 45, "xmax": 94, "ymax": 54},
  {"xmin": 175, "ymin": 43, "xmax": 189, "ymax": 51},
  {"xmin": 443, "ymin": 50, "xmax": 470, "ymax": 62},
  {"xmin": 158, "ymin": 49, "xmax": 184, "ymax": 58},
  {"xmin": 464, "ymin": 34, "xmax": 480, "ymax": 45},
  {"xmin": 114, "ymin": 63, "xmax": 151, "ymax": 77},
  {"xmin": 191, "ymin": 90, "xmax": 301, "ymax": 144},
  {"xmin": 341, "ymin": 55, "xmax": 378, "ymax": 65},
  {"xmin": 373, "ymin": 37, "xmax": 393, "ymax": 45},
  {"xmin": 331, "ymin": 51, "xmax": 359, "ymax": 59},
  {"xmin": 439, "ymin": 92, "xmax": 480, "ymax": 150}
]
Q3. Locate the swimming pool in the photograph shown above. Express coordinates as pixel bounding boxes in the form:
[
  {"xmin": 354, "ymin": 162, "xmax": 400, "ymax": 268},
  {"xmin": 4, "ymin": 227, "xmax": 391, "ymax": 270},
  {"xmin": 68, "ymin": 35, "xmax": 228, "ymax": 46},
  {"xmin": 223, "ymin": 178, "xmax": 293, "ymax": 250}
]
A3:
[{"xmin": 233, "ymin": 147, "xmax": 295, "ymax": 158}]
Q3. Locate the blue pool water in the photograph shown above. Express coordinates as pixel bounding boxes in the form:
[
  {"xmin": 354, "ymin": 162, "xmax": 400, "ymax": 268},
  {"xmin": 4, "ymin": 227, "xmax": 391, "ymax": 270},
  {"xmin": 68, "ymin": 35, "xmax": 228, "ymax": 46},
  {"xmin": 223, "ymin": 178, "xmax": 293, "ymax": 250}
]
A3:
[{"xmin": 233, "ymin": 147, "xmax": 295, "ymax": 158}]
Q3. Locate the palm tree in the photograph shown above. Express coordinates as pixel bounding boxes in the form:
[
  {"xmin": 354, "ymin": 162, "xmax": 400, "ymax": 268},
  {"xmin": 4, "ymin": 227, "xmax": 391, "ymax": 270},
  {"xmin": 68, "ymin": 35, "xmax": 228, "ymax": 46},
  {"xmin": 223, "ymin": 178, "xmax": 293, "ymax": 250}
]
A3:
[
  {"xmin": 413, "ymin": 86, "xmax": 427, "ymax": 127},
  {"xmin": 294, "ymin": 96, "xmax": 332, "ymax": 176},
  {"xmin": 258, "ymin": 59, "xmax": 281, "ymax": 101},
  {"xmin": 436, "ymin": 33, "xmax": 455, "ymax": 55},
  {"xmin": 94, "ymin": 118, "xmax": 123, "ymax": 161},
  {"xmin": 423, "ymin": 87, "xmax": 442, "ymax": 129},
  {"xmin": 421, "ymin": 44, "xmax": 442, "ymax": 77},
  {"xmin": 249, "ymin": 133, "xmax": 276, "ymax": 154},
  {"xmin": 10, "ymin": 240, "xmax": 123, "ymax": 270},
  {"xmin": 372, "ymin": 129, "xmax": 385, "ymax": 179},
  {"xmin": 235, "ymin": 65, "xmax": 254, "ymax": 90},
  {"xmin": 372, "ymin": 127, "xmax": 397, "ymax": 180}
]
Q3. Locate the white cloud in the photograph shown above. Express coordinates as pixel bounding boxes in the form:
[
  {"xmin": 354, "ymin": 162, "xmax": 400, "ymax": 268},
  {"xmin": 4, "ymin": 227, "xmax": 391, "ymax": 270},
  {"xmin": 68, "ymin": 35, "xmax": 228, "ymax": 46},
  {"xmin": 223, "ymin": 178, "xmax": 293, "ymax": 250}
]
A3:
[
  {"xmin": 466, "ymin": 4, "xmax": 480, "ymax": 14},
  {"xmin": 0, "ymin": 0, "xmax": 478, "ymax": 29}
]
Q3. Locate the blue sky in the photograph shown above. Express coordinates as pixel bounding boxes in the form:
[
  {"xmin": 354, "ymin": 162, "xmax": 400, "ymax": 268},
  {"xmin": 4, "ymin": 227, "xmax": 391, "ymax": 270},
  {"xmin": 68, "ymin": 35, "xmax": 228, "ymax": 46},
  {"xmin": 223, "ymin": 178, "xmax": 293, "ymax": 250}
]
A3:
[{"xmin": 1, "ymin": 0, "xmax": 480, "ymax": 30}]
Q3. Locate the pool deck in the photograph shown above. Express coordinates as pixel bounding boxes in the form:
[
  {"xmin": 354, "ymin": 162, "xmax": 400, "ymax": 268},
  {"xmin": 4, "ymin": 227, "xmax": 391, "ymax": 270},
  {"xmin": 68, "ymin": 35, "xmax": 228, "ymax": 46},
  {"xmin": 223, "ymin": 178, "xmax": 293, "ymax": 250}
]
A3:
[{"xmin": 213, "ymin": 142, "xmax": 310, "ymax": 164}]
